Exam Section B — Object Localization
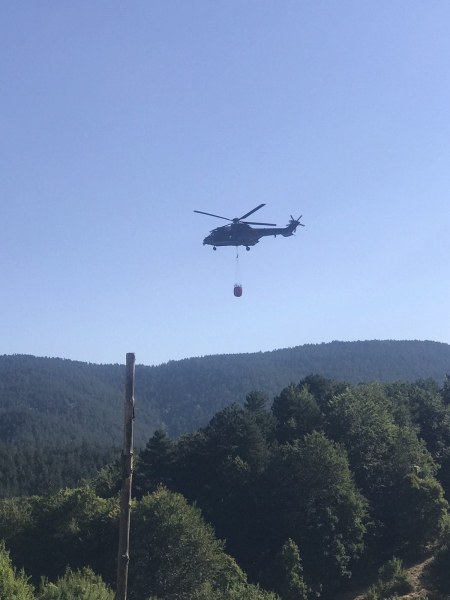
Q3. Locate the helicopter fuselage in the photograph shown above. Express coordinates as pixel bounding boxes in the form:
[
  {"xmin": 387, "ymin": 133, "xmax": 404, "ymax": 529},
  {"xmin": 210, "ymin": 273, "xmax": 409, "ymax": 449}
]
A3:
[
  {"xmin": 203, "ymin": 220, "xmax": 299, "ymax": 250},
  {"xmin": 194, "ymin": 204, "xmax": 303, "ymax": 250}
]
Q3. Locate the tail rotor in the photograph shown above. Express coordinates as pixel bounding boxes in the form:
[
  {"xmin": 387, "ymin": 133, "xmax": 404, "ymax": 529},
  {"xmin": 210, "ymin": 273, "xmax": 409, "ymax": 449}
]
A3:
[{"xmin": 289, "ymin": 215, "xmax": 305, "ymax": 233}]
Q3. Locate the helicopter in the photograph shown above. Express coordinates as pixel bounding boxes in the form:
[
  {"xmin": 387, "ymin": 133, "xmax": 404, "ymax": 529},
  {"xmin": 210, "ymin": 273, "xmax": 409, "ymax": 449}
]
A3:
[{"xmin": 194, "ymin": 203, "xmax": 304, "ymax": 250}]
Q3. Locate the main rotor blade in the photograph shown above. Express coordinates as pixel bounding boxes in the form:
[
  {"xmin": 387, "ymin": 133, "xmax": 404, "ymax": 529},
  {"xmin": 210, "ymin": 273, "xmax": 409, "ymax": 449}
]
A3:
[
  {"xmin": 239, "ymin": 203, "xmax": 266, "ymax": 221},
  {"xmin": 242, "ymin": 221, "xmax": 277, "ymax": 226},
  {"xmin": 194, "ymin": 210, "xmax": 231, "ymax": 221}
]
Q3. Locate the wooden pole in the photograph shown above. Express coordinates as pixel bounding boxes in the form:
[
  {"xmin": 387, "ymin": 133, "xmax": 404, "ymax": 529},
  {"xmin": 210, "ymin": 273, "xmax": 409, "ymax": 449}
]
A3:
[{"xmin": 115, "ymin": 352, "xmax": 135, "ymax": 600}]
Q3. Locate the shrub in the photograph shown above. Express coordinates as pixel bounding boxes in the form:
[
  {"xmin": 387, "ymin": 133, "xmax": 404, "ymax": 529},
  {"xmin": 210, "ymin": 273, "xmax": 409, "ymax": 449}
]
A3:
[
  {"xmin": 0, "ymin": 541, "xmax": 34, "ymax": 600},
  {"xmin": 427, "ymin": 544, "xmax": 450, "ymax": 595},
  {"xmin": 378, "ymin": 557, "xmax": 413, "ymax": 595},
  {"xmin": 363, "ymin": 558, "xmax": 413, "ymax": 599},
  {"xmin": 38, "ymin": 567, "xmax": 113, "ymax": 600}
]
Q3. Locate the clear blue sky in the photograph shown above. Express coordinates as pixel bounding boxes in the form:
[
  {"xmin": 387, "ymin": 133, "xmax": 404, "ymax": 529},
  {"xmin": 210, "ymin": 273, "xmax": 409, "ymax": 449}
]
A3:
[{"xmin": 1, "ymin": 2, "xmax": 449, "ymax": 366}]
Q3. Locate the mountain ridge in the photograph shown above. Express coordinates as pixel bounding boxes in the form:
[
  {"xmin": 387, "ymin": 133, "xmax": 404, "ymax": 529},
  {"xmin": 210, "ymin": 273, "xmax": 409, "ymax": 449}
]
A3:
[
  {"xmin": 1, "ymin": 339, "xmax": 450, "ymax": 495},
  {"xmin": 1, "ymin": 339, "xmax": 450, "ymax": 446}
]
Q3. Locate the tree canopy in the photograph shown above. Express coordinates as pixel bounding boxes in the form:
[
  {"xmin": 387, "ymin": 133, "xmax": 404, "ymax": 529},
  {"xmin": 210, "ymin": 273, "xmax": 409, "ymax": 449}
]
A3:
[{"xmin": 2, "ymin": 374, "xmax": 450, "ymax": 599}]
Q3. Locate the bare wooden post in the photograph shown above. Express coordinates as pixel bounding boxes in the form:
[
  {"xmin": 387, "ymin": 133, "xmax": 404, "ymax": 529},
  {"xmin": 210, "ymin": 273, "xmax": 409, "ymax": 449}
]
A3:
[{"xmin": 115, "ymin": 352, "xmax": 135, "ymax": 600}]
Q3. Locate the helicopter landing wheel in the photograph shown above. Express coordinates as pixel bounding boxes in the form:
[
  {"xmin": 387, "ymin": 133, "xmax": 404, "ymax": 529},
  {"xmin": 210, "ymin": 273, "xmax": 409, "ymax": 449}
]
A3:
[
  {"xmin": 246, "ymin": 246, "xmax": 250, "ymax": 251},
  {"xmin": 213, "ymin": 246, "xmax": 217, "ymax": 251}
]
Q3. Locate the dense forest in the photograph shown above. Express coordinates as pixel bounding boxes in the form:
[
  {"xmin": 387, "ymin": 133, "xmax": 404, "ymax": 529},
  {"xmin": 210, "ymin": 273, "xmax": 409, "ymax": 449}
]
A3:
[
  {"xmin": 2, "ymin": 340, "xmax": 450, "ymax": 496},
  {"xmin": 2, "ymin": 374, "xmax": 450, "ymax": 598}
]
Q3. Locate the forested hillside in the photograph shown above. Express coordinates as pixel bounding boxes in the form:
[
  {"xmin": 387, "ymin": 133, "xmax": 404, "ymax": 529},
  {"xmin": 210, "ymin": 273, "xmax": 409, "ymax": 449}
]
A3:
[
  {"xmin": 2, "ymin": 376, "xmax": 450, "ymax": 599},
  {"xmin": 1, "ymin": 340, "xmax": 450, "ymax": 495}
]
